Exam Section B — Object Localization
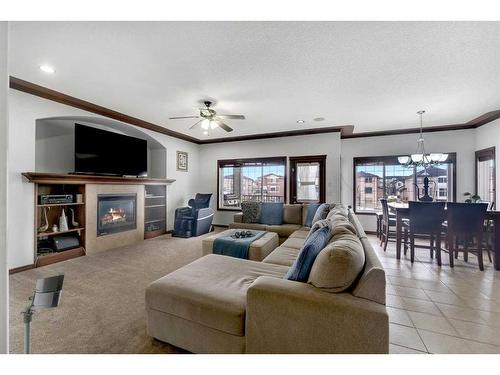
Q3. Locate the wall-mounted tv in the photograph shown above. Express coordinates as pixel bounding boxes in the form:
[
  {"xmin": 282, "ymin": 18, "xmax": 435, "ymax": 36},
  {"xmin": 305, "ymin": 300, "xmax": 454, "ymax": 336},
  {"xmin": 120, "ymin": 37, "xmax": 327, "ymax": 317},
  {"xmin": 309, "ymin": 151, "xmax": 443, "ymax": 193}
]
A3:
[{"xmin": 74, "ymin": 124, "xmax": 148, "ymax": 177}]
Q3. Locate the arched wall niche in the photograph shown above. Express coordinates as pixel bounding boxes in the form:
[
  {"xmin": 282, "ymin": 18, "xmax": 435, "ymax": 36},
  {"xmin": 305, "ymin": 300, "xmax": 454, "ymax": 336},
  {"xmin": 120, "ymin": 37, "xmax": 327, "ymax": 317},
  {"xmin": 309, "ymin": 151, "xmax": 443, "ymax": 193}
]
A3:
[{"xmin": 35, "ymin": 116, "xmax": 167, "ymax": 178}]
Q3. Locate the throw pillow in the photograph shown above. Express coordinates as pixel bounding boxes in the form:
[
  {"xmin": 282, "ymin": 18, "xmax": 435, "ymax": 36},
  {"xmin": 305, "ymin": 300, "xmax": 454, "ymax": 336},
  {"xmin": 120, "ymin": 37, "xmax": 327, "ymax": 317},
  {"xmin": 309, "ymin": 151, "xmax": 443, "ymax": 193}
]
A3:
[
  {"xmin": 307, "ymin": 232, "xmax": 365, "ymax": 293},
  {"xmin": 311, "ymin": 203, "xmax": 330, "ymax": 226},
  {"xmin": 241, "ymin": 202, "xmax": 261, "ymax": 223},
  {"xmin": 285, "ymin": 226, "xmax": 332, "ymax": 282},
  {"xmin": 304, "ymin": 203, "xmax": 321, "ymax": 227},
  {"xmin": 259, "ymin": 202, "xmax": 284, "ymax": 225},
  {"xmin": 306, "ymin": 218, "xmax": 333, "ymax": 241}
]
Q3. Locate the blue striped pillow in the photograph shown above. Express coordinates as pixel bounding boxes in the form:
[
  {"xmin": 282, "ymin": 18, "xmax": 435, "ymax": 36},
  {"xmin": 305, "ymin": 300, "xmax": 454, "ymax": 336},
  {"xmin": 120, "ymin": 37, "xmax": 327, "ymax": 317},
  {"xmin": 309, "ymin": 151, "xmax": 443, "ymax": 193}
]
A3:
[{"xmin": 285, "ymin": 226, "xmax": 332, "ymax": 282}]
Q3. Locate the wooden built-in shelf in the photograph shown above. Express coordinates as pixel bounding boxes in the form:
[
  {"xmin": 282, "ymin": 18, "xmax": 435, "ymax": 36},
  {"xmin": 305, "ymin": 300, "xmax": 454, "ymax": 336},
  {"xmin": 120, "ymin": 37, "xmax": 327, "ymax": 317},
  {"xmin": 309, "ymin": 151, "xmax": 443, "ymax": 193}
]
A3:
[
  {"xmin": 37, "ymin": 202, "xmax": 85, "ymax": 207},
  {"xmin": 35, "ymin": 247, "xmax": 86, "ymax": 268},
  {"xmin": 37, "ymin": 227, "xmax": 85, "ymax": 238},
  {"xmin": 23, "ymin": 172, "xmax": 175, "ymax": 185}
]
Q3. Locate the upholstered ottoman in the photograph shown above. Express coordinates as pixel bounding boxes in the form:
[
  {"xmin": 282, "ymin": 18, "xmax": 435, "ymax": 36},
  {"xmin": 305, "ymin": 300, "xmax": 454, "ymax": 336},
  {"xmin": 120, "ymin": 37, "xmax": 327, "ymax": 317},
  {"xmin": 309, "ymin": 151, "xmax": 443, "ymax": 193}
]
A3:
[{"xmin": 202, "ymin": 229, "xmax": 279, "ymax": 261}]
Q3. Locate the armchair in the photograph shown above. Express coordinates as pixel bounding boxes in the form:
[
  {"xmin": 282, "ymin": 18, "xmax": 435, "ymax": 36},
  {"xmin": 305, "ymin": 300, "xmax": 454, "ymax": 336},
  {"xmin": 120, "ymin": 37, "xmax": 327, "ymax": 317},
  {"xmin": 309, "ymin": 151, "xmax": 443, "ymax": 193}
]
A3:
[{"xmin": 172, "ymin": 193, "xmax": 214, "ymax": 238}]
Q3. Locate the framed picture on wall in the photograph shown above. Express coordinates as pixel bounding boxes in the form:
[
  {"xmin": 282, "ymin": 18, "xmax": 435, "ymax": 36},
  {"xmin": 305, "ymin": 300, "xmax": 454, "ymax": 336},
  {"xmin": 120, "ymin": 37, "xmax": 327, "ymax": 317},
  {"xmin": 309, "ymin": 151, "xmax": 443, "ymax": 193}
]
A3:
[{"xmin": 177, "ymin": 151, "xmax": 188, "ymax": 172}]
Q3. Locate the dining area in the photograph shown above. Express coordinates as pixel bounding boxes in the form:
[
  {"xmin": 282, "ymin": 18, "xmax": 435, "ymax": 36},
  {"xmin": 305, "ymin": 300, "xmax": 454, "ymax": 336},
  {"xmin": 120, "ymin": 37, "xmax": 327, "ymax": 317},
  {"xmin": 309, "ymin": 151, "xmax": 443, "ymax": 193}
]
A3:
[{"xmin": 377, "ymin": 199, "xmax": 500, "ymax": 271}]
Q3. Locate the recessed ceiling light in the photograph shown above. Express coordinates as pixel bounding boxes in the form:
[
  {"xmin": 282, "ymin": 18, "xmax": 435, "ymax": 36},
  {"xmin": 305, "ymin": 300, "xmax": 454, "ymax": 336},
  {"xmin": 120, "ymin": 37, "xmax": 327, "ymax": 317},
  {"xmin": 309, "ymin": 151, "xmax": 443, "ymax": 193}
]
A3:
[
  {"xmin": 314, "ymin": 117, "xmax": 325, "ymax": 122},
  {"xmin": 39, "ymin": 65, "xmax": 55, "ymax": 74},
  {"xmin": 296, "ymin": 120, "xmax": 305, "ymax": 124}
]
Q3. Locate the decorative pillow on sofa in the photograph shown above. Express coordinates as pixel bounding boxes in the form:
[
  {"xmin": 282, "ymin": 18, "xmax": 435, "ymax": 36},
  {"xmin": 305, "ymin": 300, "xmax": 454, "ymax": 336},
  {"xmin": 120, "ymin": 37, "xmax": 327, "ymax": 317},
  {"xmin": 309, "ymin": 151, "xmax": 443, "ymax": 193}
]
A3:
[
  {"xmin": 304, "ymin": 203, "xmax": 321, "ymax": 227},
  {"xmin": 311, "ymin": 203, "xmax": 330, "ymax": 225},
  {"xmin": 306, "ymin": 218, "xmax": 333, "ymax": 241},
  {"xmin": 241, "ymin": 202, "xmax": 261, "ymax": 223},
  {"xmin": 259, "ymin": 202, "xmax": 284, "ymax": 225},
  {"xmin": 307, "ymin": 232, "xmax": 365, "ymax": 293},
  {"xmin": 285, "ymin": 226, "xmax": 332, "ymax": 282}
]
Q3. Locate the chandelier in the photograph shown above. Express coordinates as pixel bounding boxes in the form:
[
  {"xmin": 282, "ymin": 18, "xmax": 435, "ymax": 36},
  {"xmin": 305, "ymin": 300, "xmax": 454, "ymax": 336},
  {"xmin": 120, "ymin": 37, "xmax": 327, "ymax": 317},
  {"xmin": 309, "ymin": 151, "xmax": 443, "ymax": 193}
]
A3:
[{"xmin": 398, "ymin": 110, "xmax": 448, "ymax": 169}]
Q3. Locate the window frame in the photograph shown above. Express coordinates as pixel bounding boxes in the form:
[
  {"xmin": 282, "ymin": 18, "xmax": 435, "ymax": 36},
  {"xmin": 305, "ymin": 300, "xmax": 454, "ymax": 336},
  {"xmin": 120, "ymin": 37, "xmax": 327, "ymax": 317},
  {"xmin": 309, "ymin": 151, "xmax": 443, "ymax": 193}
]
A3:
[
  {"xmin": 352, "ymin": 153, "xmax": 457, "ymax": 215},
  {"xmin": 475, "ymin": 146, "xmax": 496, "ymax": 204},
  {"xmin": 217, "ymin": 156, "xmax": 287, "ymax": 211},
  {"xmin": 289, "ymin": 155, "xmax": 327, "ymax": 204}
]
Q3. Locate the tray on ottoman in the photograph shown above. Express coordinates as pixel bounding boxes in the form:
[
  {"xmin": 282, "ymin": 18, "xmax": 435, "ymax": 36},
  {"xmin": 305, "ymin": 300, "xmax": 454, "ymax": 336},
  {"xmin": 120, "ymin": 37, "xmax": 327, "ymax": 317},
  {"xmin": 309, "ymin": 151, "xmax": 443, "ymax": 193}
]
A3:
[{"xmin": 202, "ymin": 229, "xmax": 279, "ymax": 261}]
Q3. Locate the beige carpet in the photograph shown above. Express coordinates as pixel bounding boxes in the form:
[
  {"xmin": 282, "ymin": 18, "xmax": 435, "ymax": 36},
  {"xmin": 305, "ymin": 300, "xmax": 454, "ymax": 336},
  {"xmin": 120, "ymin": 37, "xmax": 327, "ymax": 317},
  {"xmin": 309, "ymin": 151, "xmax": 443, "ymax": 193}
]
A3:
[{"xmin": 9, "ymin": 230, "xmax": 223, "ymax": 354}]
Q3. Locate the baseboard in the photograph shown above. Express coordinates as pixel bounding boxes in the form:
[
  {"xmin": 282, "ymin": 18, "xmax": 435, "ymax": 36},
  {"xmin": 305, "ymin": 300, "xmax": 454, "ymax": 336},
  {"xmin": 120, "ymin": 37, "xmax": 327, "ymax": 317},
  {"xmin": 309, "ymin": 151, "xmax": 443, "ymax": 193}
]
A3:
[{"xmin": 9, "ymin": 264, "xmax": 35, "ymax": 274}]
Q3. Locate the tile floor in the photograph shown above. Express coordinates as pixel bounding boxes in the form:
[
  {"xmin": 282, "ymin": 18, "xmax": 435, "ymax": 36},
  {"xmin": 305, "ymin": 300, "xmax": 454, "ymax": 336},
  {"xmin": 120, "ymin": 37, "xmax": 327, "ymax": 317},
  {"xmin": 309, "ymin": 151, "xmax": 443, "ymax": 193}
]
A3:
[{"xmin": 369, "ymin": 235, "xmax": 500, "ymax": 354}]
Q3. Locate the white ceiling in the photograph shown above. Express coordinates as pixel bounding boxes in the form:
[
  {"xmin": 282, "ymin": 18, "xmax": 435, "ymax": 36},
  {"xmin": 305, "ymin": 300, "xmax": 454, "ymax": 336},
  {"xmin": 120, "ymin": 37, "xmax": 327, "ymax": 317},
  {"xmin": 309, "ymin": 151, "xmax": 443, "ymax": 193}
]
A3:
[{"xmin": 8, "ymin": 21, "xmax": 500, "ymax": 139}]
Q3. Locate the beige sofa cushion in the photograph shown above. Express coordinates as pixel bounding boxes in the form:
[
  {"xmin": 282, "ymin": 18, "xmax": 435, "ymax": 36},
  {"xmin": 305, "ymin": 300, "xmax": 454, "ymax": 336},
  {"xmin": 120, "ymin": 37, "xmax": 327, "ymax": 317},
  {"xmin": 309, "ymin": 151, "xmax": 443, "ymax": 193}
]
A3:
[
  {"xmin": 145, "ymin": 254, "xmax": 289, "ymax": 336},
  {"xmin": 229, "ymin": 222, "xmax": 267, "ymax": 231},
  {"xmin": 262, "ymin": 246, "xmax": 301, "ymax": 267},
  {"xmin": 266, "ymin": 224, "xmax": 302, "ymax": 238},
  {"xmin": 307, "ymin": 232, "xmax": 365, "ymax": 293},
  {"xmin": 327, "ymin": 204, "xmax": 349, "ymax": 218},
  {"xmin": 283, "ymin": 204, "xmax": 303, "ymax": 225},
  {"xmin": 281, "ymin": 236, "xmax": 307, "ymax": 249},
  {"xmin": 289, "ymin": 229, "xmax": 309, "ymax": 239}
]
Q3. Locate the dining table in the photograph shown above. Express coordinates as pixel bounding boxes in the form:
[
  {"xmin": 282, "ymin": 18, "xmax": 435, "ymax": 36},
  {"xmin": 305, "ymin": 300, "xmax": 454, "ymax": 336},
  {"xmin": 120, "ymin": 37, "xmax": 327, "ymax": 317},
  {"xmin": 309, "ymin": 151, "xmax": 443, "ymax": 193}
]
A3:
[{"xmin": 387, "ymin": 201, "xmax": 500, "ymax": 270}]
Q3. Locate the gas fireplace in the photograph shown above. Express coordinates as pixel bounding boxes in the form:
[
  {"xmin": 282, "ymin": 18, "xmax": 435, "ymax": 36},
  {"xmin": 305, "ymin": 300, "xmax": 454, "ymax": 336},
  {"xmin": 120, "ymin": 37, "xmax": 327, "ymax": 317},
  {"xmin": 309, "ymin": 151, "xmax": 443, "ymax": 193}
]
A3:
[{"xmin": 97, "ymin": 194, "xmax": 137, "ymax": 236}]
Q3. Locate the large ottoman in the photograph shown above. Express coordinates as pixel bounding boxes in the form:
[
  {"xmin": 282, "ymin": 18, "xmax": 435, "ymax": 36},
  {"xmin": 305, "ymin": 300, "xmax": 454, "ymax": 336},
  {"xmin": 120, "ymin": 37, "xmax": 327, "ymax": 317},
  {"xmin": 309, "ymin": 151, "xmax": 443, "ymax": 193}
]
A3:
[{"xmin": 202, "ymin": 229, "xmax": 279, "ymax": 261}]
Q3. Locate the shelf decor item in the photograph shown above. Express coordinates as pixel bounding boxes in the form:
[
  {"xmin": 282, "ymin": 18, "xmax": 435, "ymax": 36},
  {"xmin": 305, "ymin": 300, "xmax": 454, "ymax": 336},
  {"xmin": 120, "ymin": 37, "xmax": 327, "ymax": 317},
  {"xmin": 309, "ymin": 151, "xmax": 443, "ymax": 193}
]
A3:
[
  {"xmin": 177, "ymin": 151, "xmax": 188, "ymax": 172},
  {"xmin": 52, "ymin": 224, "xmax": 58, "ymax": 233},
  {"xmin": 37, "ymin": 207, "xmax": 50, "ymax": 233},
  {"xmin": 69, "ymin": 208, "xmax": 79, "ymax": 228},
  {"xmin": 59, "ymin": 209, "xmax": 69, "ymax": 232}
]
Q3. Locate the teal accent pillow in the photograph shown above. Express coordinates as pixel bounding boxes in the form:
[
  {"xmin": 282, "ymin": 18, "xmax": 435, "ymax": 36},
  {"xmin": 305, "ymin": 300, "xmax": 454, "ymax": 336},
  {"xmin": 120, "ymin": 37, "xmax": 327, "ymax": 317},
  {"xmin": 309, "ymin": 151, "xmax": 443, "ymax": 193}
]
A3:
[
  {"xmin": 285, "ymin": 226, "xmax": 332, "ymax": 282},
  {"xmin": 259, "ymin": 202, "xmax": 284, "ymax": 225},
  {"xmin": 305, "ymin": 203, "xmax": 321, "ymax": 227}
]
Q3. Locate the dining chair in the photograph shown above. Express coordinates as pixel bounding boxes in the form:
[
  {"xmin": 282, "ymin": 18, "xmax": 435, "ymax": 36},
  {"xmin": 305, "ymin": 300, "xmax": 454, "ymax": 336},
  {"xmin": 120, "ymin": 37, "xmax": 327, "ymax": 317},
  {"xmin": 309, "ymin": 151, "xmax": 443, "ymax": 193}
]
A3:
[
  {"xmin": 380, "ymin": 199, "xmax": 396, "ymax": 251},
  {"xmin": 376, "ymin": 211, "xmax": 383, "ymax": 239},
  {"xmin": 403, "ymin": 201, "xmax": 446, "ymax": 265},
  {"xmin": 446, "ymin": 202, "xmax": 488, "ymax": 271}
]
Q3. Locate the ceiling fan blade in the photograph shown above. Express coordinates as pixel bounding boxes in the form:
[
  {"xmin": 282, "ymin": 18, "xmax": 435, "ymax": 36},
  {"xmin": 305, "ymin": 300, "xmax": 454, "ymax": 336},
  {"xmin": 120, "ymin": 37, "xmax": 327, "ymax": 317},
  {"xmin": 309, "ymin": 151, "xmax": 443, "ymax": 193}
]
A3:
[
  {"xmin": 214, "ymin": 120, "xmax": 233, "ymax": 132},
  {"xmin": 217, "ymin": 114, "xmax": 245, "ymax": 120},
  {"xmin": 169, "ymin": 116, "xmax": 200, "ymax": 120},
  {"xmin": 189, "ymin": 119, "xmax": 204, "ymax": 130}
]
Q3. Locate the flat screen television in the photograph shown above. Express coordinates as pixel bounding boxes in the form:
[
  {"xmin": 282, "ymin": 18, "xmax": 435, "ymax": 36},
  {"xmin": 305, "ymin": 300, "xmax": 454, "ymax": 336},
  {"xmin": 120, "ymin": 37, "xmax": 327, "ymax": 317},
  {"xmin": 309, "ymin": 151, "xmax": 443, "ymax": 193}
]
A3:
[{"xmin": 74, "ymin": 124, "xmax": 148, "ymax": 177}]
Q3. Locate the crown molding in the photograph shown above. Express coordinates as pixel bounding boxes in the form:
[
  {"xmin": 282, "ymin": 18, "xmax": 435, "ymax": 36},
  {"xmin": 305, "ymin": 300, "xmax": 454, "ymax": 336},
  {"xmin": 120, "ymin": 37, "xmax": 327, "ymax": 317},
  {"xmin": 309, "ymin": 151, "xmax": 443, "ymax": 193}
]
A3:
[
  {"xmin": 9, "ymin": 76, "xmax": 500, "ymax": 144},
  {"xmin": 9, "ymin": 76, "xmax": 201, "ymax": 144}
]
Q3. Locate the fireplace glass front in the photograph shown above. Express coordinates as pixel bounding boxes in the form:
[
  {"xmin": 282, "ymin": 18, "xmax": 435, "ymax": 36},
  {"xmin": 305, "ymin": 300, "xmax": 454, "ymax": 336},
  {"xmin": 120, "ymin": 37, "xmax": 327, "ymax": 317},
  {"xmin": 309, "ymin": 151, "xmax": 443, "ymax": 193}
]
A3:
[{"xmin": 97, "ymin": 194, "xmax": 137, "ymax": 236}]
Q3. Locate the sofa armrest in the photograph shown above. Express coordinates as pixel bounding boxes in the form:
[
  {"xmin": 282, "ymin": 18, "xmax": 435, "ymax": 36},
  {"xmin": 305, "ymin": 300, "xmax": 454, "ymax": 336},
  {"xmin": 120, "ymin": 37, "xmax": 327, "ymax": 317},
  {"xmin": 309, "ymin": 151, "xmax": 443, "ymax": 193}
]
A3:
[
  {"xmin": 246, "ymin": 276, "xmax": 389, "ymax": 354},
  {"xmin": 233, "ymin": 212, "xmax": 243, "ymax": 223}
]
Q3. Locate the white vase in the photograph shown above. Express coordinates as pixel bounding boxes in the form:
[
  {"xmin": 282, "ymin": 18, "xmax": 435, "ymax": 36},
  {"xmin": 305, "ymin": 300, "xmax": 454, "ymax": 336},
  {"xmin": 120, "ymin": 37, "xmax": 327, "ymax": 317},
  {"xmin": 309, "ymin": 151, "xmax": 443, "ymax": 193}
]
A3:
[{"xmin": 59, "ymin": 209, "xmax": 69, "ymax": 232}]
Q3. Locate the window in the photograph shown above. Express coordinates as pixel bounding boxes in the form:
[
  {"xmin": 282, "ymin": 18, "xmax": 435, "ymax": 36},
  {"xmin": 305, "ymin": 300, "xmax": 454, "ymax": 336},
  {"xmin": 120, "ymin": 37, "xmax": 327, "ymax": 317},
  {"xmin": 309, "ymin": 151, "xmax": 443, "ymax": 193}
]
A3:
[
  {"xmin": 289, "ymin": 155, "xmax": 327, "ymax": 203},
  {"xmin": 476, "ymin": 147, "xmax": 495, "ymax": 205},
  {"xmin": 353, "ymin": 154, "xmax": 456, "ymax": 213},
  {"xmin": 218, "ymin": 157, "xmax": 286, "ymax": 210}
]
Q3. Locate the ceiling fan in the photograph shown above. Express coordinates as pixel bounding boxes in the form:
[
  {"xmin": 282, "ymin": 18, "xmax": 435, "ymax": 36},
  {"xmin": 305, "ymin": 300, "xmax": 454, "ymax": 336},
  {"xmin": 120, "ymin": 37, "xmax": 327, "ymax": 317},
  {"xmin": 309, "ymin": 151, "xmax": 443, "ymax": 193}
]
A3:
[{"xmin": 168, "ymin": 101, "xmax": 245, "ymax": 133}]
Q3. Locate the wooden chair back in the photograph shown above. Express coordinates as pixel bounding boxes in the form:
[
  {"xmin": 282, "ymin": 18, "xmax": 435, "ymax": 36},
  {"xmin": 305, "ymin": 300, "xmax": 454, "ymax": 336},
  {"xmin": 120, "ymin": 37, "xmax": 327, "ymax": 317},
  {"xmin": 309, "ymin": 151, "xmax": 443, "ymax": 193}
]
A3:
[{"xmin": 446, "ymin": 202, "xmax": 488, "ymax": 235}]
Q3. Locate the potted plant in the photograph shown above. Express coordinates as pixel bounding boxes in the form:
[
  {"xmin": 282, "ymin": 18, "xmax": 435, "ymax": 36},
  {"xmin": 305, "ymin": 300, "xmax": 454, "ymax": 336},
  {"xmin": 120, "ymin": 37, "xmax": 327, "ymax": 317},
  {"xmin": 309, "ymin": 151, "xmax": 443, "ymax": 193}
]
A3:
[{"xmin": 463, "ymin": 192, "xmax": 481, "ymax": 203}]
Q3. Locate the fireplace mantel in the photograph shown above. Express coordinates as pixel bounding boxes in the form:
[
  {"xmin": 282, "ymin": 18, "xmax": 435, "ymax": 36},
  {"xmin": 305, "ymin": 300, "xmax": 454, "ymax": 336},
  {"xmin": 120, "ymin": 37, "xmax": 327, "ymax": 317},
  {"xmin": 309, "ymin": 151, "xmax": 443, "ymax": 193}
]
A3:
[{"xmin": 23, "ymin": 172, "xmax": 175, "ymax": 185}]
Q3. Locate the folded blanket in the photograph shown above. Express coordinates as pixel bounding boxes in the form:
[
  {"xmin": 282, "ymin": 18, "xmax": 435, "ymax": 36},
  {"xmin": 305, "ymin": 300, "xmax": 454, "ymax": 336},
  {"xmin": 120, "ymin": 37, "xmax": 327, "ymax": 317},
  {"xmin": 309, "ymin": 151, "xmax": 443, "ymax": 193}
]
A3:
[{"xmin": 213, "ymin": 230, "xmax": 267, "ymax": 259}]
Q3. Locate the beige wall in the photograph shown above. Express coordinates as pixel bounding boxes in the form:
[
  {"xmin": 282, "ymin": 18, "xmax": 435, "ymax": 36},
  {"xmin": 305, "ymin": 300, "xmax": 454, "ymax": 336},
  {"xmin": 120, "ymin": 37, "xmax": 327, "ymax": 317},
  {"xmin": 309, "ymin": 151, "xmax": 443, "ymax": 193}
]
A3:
[{"xmin": 0, "ymin": 21, "xmax": 8, "ymax": 354}]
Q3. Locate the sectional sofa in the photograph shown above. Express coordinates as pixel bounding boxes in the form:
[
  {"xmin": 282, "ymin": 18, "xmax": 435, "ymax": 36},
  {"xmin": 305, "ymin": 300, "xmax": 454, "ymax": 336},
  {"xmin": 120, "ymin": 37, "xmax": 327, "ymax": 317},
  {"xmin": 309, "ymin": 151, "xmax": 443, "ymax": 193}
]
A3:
[
  {"xmin": 229, "ymin": 203, "xmax": 309, "ymax": 243},
  {"xmin": 145, "ymin": 204, "xmax": 388, "ymax": 353}
]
